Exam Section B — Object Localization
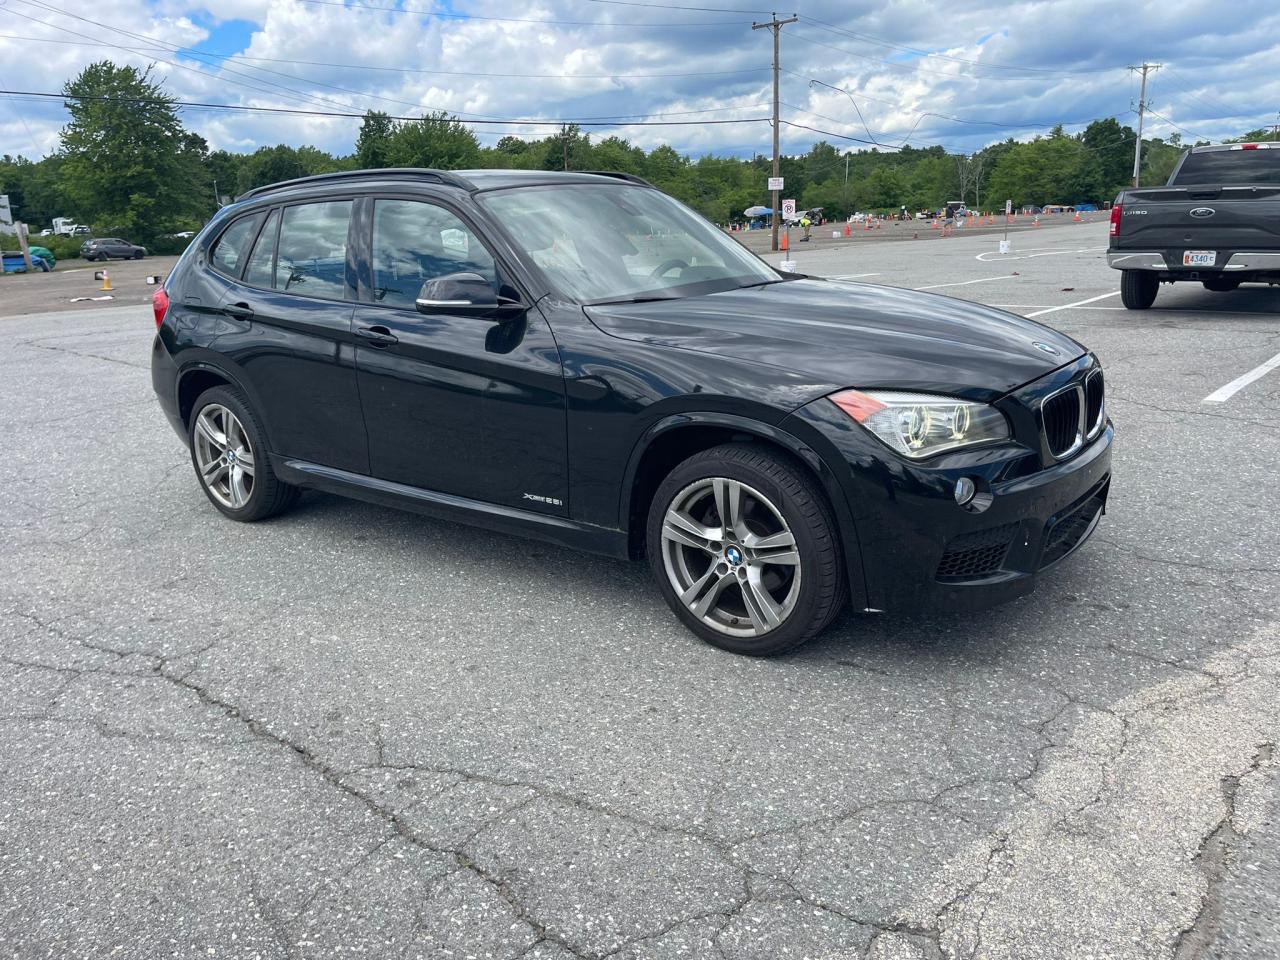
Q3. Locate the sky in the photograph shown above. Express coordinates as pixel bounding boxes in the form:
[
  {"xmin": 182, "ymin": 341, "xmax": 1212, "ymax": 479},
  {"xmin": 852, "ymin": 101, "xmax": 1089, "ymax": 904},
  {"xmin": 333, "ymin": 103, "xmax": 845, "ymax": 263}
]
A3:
[{"xmin": 1, "ymin": 0, "xmax": 1278, "ymax": 162}]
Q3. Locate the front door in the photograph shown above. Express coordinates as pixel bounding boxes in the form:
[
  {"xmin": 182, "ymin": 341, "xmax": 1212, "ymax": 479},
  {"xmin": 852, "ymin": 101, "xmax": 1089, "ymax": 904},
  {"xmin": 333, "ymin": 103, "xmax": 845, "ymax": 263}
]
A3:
[{"xmin": 352, "ymin": 197, "xmax": 568, "ymax": 513}]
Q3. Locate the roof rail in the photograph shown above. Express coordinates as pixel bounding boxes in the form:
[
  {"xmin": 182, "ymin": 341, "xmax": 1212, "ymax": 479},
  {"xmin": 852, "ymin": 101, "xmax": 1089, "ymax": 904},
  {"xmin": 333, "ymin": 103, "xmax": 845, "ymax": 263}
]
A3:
[
  {"xmin": 577, "ymin": 170, "xmax": 654, "ymax": 187},
  {"xmin": 236, "ymin": 168, "xmax": 476, "ymax": 201}
]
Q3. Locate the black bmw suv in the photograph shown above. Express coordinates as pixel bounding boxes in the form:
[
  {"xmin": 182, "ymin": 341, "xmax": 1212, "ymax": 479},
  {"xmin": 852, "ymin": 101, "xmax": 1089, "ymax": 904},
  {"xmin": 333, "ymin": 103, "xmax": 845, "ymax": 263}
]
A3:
[{"xmin": 151, "ymin": 168, "xmax": 1112, "ymax": 655}]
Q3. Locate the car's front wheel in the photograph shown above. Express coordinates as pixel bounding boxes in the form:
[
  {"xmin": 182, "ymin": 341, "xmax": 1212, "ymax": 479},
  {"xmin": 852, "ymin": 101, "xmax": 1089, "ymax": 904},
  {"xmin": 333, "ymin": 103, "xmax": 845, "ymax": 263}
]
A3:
[
  {"xmin": 1120, "ymin": 270, "xmax": 1158, "ymax": 309},
  {"xmin": 647, "ymin": 444, "xmax": 846, "ymax": 655},
  {"xmin": 188, "ymin": 386, "xmax": 298, "ymax": 522}
]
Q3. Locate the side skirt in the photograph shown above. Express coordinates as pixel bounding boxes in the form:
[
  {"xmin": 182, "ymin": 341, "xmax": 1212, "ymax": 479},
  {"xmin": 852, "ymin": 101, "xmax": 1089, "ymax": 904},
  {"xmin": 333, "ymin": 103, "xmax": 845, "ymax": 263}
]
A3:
[{"xmin": 272, "ymin": 456, "xmax": 631, "ymax": 559}]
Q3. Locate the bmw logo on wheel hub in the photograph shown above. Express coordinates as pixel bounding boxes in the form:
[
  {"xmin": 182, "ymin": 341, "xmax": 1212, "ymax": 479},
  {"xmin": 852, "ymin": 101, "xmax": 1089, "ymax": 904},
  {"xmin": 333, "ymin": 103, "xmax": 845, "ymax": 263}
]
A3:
[{"xmin": 725, "ymin": 545, "xmax": 744, "ymax": 566}]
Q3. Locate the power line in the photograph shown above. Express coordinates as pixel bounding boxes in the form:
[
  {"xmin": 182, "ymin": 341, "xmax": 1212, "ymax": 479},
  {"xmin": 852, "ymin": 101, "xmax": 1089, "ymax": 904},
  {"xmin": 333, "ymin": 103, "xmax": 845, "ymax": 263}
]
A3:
[
  {"xmin": 0, "ymin": 89, "xmax": 773, "ymax": 128},
  {"xmin": 585, "ymin": 0, "xmax": 775, "ymax": 12},
  {"xmin": 287, "ymin": 0, "xmax": 748, "ymax": 28},
  {"xmin": 797, "ymin": 16, "xmax": 1119, "ymax": 76},
  {"xmin": 0, "ymin": 32, "xmax": 771, "ymax": 80}
]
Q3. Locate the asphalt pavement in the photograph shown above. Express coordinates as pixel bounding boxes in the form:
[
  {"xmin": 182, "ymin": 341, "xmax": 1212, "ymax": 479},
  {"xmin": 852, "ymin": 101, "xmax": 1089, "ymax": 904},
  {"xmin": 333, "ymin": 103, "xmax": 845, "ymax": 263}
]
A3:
[{"xmin": 1, "ymin": 220, "xmax": 1278, "ymax": 959}]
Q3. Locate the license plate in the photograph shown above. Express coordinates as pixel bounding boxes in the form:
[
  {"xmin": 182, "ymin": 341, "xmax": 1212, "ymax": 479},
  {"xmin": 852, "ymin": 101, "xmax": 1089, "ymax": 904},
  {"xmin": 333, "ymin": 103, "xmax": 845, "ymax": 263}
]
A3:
[{"xmin": 1182, "ymin": 250, "xmax": 1216, "ymax": 267}]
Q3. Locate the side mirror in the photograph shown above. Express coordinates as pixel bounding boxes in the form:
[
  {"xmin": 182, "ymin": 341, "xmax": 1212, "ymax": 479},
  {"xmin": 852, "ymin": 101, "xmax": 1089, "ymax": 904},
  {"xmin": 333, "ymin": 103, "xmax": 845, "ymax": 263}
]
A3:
[{"xmin": 416, "ymin": 272, "xmax": 522, "ymax": 319}]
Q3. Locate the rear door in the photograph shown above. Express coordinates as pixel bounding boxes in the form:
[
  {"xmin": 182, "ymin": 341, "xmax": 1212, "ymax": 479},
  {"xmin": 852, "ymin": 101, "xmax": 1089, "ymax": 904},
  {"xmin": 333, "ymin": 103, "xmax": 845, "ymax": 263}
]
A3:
[
  {"xmin": 351, "ymin": 195, "xmax": 568, "ymax": 513},
  {"xmin": 213, "ymin": 199, "xmax": 369, "ymax": 473}
]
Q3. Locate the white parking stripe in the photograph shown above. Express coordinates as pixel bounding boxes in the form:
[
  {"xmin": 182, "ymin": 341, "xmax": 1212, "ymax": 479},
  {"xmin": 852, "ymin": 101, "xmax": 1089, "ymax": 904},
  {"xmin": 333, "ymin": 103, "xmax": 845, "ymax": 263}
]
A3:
[
  {"xmin": 828, "ymin": 273, "xmax": 881, "ymax": 280},
  {"xmin": 1024, "ymin": 291, "xmax": 1121, "ymax": 317},
  {"xmin": 914, "ymin": 276, "xmax": 1010, "ymax": 291},
  {"xmin": 1202, "ymin": 352, "xmax": 1280, "ymax": 404}
]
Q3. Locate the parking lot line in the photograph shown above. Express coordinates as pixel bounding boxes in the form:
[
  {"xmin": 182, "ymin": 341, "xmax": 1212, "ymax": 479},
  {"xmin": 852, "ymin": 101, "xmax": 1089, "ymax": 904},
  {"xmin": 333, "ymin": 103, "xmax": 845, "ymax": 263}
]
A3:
[
  {"xmin": 1202, "ymin": 351, "xmax": 1280, "ymax": 403},
  {"xmin": 1025, "ymin": 291, "xmax": 1121, "ymax": 317},
  {"xmin": 913, "ymin": 276, "xmax": 1010, "ymax": 291},
  {"xmin": 829, "ymin": 273, "xmax": 882, "ymax": 280}
]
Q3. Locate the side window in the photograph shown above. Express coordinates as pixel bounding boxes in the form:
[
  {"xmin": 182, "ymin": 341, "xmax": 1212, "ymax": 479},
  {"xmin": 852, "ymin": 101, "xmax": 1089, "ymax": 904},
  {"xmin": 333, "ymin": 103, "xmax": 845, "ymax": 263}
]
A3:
[
  {"xmin": 243, "ymin": 209, "xmax": 279, "ymax": 288},
  {"xmin": 210, "ymin": 214, "xmax": 262, "ymax": 278},
  {"xmin": 370, "ymin": 199, "xmax": 498, "ymax": 307},
  {"xmin": 275, "ymin": 200, "xmax": 353, "ymax": 300}
]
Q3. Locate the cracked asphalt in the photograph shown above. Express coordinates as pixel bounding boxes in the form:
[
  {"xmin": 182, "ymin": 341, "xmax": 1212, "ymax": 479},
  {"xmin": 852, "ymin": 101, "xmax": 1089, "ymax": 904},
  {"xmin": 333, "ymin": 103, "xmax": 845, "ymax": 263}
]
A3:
[{"xmin": 2, "ymin": 220, "xmax": 1278, "ymax": 959}]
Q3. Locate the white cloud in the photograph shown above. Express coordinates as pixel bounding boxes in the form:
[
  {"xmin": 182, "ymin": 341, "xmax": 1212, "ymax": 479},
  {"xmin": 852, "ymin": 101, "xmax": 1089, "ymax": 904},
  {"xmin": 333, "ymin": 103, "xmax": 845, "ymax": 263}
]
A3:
[{"xmin": 1, "ymin": 0, "xmax": 1277, "ymax": 160}]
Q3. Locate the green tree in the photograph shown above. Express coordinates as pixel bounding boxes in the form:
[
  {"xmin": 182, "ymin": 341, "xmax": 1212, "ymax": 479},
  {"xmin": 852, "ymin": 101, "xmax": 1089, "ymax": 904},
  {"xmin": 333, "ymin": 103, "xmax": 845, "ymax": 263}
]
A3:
[
  {"xmin": 57, "ymin": 61, "xmax": 190, "ymax": 239},
  {"xmin": 387, "ymin": 112, "xmax": 481, "ymax": 169},
  {"xmin": 355, "ymin": 110, "xmax": 395, "ymax": 168}
]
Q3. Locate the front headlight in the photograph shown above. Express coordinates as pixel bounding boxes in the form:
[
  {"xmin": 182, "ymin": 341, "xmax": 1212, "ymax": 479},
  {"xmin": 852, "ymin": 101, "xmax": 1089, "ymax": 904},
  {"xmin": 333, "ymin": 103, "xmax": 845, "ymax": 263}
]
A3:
[{"xmin": 830, "ymin": 389, "xmax": 1010, "ymax": 459}]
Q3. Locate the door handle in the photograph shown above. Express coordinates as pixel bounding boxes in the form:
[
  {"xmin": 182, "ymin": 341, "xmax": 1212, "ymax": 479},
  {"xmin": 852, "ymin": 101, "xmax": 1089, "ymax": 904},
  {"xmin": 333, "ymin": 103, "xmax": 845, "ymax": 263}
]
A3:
[
  {"xmin": 356, "ymin": 325, "xmax": 399, "ymax": 346},
  {"xmin": 223, "ymin": 302, "xmax": 254, "ymax": 321}
]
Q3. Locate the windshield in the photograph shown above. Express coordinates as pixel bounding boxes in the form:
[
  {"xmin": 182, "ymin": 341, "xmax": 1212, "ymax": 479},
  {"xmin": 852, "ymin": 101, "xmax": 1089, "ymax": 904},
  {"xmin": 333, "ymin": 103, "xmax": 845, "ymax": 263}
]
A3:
[
  {"xmin": 1170, "ymin": 148, "xmax": 1280, "ymax": 186},
  {"xmin": 479, "ymin": 182, "xmax": 779, "ymax": 303}
]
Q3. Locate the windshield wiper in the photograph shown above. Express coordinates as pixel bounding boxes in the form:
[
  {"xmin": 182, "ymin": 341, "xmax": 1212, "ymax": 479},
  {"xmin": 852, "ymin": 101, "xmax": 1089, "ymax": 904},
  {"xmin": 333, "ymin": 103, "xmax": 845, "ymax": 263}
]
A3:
[{"xmin": 737, "ymin": 278, "xmax": 788, "ymax": 289}]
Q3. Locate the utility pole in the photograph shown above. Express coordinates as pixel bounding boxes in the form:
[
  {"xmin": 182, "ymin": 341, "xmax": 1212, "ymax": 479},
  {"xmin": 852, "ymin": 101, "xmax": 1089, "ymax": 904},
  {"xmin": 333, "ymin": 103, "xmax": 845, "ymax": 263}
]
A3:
[
  {"xmin": 753, "ymin": 12, "xmax": 797, "ymax": 252},
  {"xmin": 1130, "ymin": 62, "xmax": 1160, "ymax": 187},
  {"xmin": 842, "ymin": 153, "xmax": 849, "ymax": 212},
  {"xmin": 562, "ymin": 124, "xmax": 569, "ymax": 171}
]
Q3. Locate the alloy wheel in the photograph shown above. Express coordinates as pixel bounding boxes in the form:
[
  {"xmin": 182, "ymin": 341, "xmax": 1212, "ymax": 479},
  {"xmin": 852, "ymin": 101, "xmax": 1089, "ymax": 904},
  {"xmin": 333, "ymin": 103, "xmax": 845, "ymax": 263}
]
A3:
[
  {"xmin": 193, "ymin": 404, "xmax": 256, "ymax": 509},
  {"xmin": 660, "ymin": 477, "xmax": 802, "ymax": 638}
]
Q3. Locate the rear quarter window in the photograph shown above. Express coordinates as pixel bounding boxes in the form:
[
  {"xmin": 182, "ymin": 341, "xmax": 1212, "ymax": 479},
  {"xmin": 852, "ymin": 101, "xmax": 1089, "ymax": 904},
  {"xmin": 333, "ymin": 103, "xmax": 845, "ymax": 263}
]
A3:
[{"xmin": 209, "ymin": 214, "xmax": 264, "ymax": 278}]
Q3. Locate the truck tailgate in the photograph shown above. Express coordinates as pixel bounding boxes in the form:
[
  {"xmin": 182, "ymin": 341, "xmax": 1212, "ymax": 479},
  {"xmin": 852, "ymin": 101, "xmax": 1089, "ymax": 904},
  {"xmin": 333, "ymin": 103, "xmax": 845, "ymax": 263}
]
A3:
[{"xmin": 1115, "ymin": 186, "xmax": 1280, "ymax": 250}]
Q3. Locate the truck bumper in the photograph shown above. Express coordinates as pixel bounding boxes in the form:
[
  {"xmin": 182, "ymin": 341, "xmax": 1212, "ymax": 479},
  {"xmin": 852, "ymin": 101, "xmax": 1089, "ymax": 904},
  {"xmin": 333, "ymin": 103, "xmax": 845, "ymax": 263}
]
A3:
[
  {"xmin": 1108, "ymin": 250, "xmax": 1280, "ymax": 274},
  {"xmin": 1107, "ymin": 251, "xmax": 1166, "ymax": 270}
]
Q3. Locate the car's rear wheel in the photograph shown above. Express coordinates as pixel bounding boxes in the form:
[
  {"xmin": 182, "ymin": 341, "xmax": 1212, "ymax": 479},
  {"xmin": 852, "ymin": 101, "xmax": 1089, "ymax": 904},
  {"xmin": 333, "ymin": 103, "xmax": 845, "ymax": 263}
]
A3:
[
  {"xmin": 1202, "ymin": 277, "xmax": 1240, "ymax": 292},
  {"xmin": 188, "ymin": 386, "xmax": 298, "ymax": 522},
  {"xmin": 132, "ymin": 250, "xmax": 144, "ymax": 259},
  {"xmin": 647, "ymin": 443, "xmax": 845, "ymax": 656},
  {"xmin": 1120, "ymin": 270, "xmax": 1159, "ymax": 309}
]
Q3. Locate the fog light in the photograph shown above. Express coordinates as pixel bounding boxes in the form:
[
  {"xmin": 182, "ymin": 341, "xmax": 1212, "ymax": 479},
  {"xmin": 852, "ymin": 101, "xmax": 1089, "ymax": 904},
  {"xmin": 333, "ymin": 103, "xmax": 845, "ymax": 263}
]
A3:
[{"xmin": 954, "ymin": 477, "xmax": 976, "ymax": 505}]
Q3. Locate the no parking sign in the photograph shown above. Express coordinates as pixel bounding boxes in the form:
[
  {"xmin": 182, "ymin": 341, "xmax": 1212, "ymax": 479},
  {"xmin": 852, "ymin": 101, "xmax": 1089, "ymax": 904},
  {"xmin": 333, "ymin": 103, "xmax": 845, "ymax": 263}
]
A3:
[{"xmin": 781, "ymin": 198, "xmax": 796, "ymax": 220}]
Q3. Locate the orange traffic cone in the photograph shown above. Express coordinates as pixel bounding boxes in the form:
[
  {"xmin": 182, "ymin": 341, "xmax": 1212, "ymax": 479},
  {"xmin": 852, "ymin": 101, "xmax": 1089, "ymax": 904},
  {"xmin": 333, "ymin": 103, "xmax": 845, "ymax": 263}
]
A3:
[
  {"xmin": 1033, "ymin": 216, "xmax": 1040, "ymax": 227},
  {"xmin": 931, "ymin": 219, "xmax": 938, "ymax": 230},
  {"xmin": 100, "ymin": 270, "xmax": 112, "ymax": 292},
  {"xmin": 1072, "ymin": 210, "xmax": 1082, "ymax": 222},
  {"xmin": 780, "ymin": 231, "xmax": 789, "ymax": 251},
  {"xmin": 844, "ymin": 222, "xmax": 852, "ymax": 237}
]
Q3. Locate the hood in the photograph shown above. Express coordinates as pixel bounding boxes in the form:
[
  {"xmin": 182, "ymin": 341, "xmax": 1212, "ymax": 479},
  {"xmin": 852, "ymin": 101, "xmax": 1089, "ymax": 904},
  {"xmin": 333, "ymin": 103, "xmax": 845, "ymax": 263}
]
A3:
[{"xmin": 584, "ymin": 278, "xmax": 1085, "ymax": 402}]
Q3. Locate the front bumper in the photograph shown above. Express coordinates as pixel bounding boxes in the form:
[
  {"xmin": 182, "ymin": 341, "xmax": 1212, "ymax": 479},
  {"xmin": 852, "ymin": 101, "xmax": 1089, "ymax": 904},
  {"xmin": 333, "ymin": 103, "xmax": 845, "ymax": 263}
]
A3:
[{"xmin": 785, "ymin": 373, "xmax": 1113, "ymax": 615}]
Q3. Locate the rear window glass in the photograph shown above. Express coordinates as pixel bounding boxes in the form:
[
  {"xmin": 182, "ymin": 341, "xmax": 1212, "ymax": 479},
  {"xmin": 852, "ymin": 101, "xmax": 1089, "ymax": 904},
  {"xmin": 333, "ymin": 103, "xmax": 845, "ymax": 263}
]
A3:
[
  {"xmin": 210, "ymin": 214, "xmax": 262, "ymax": 277},
  {"xmin": 1171, "ymin": 149, "xmax": 1280, "ymax": 185},
  {"xmin": 275, "ymin": 200, "xmax": 353, "ymax": 299}
]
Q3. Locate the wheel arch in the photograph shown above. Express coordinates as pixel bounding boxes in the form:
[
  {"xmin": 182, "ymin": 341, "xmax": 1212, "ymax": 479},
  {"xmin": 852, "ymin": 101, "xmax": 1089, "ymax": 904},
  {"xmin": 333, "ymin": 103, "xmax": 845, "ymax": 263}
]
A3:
[
  {"xmin": 621, "ymin": 412, "xmax": 868, "ymax": 608},
  {"xmin": 175, "ymin": 360, "xmax": 277, "ymax": 451}
]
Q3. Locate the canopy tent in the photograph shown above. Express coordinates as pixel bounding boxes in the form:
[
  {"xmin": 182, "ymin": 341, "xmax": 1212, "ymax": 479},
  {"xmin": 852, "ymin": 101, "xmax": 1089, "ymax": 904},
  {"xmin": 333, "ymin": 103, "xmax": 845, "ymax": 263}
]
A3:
[{"xmin": 743, "ymin": 205, "xmax": 772, "ymax": 217}]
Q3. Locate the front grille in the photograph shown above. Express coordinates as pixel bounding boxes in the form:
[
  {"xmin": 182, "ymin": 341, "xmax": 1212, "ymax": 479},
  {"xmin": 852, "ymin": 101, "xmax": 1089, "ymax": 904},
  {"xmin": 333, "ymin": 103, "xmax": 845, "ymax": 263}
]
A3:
[
  {"xmin": 1085, "ymin": 370, "xmax": 1105, "ymax": 437},
  {"xmin": 936, "ymin": 523, "xmax": 1019, "ymax": 580},
  {"xmin": 1042, "ymin": 387, "xmax": 1082, "ymax": 458},
  {"xmin": 1040, "ymin": 494, "xmax": 1104, "ymax": 568}
]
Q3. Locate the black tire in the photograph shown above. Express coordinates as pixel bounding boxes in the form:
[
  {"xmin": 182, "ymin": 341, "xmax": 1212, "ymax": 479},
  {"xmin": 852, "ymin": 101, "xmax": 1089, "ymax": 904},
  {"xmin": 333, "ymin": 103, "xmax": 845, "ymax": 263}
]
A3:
[
  {"xmin": 646, "ymin": 443, "xmax": 846, "ymax": 656},
  {"xmin": 132, "ymin": 249, "xmax": 144, "ymax": 260},
  {"xmin": 1120, "ymin": 270, "xmax": 1158, "ymax": 309},
  {"xmin": 1202, "ymin": 277, "xmax": 1240, "ymax": 293},
  {"xmin": 188, "ymin": 385, "xmax": 298, "ymax": 522}
]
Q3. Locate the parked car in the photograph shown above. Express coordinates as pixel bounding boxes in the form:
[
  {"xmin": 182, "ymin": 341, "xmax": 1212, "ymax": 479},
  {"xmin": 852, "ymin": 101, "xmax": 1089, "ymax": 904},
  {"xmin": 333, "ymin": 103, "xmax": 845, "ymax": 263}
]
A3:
[
  {"xmin": 151, "ymin": 168, "xmax": 1112, "ymax": 656},
  {"xmin": 81, "ymin": 237, "xmax": 147, "ymax": 261},
  {"xmin": 1108, "ymin": 142, "xmax": 1280, "ymax": 308}
]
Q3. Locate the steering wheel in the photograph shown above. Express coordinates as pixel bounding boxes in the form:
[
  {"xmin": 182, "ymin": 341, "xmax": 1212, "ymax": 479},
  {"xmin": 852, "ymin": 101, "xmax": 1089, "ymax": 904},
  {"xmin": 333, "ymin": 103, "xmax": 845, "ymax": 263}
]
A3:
[{"xmin": 648, "ymin": 258, "xmax": 689, "ymax": 280}]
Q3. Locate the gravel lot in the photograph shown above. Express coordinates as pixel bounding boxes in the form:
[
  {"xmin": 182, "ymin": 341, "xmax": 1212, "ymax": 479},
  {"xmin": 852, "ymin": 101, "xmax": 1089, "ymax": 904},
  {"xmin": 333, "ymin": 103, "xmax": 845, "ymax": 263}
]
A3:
[{"xmin": 2, "ymin": 220, "xmax": 1278, "ymax": 959}]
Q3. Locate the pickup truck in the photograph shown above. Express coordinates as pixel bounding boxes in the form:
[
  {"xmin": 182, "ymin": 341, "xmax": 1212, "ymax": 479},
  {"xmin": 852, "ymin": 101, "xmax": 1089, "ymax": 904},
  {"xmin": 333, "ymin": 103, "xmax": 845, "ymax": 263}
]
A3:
[{"xmin": 1107, "ymin": 142, "xmax": 1280, "ymax": 308}]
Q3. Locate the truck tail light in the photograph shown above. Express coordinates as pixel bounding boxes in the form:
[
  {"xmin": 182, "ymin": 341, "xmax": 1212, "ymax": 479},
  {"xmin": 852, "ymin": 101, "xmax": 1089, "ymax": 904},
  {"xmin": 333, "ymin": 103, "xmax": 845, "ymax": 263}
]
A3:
[
  {"xmin": 152, "ymin": 287, "xmax": 170, "ymax": 328},
  {"xmin": 1109, "ymin": 204, "xmax": 1122, "ymax": 237}
]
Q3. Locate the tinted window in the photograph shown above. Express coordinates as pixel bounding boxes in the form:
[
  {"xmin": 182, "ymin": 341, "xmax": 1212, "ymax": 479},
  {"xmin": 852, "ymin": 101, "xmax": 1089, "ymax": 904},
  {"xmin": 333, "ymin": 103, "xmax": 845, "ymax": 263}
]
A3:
[
  {"xmin": 244, "ymin": 209, "xmax": 279, "ymax": 288},
  {"xmin": 210, "ymin": 214, "xmax": 262, "ymax": 277},
  {"xmin": 276, "ymin": 201, "xmax": 352, "ymax": 299},
  {"xmin": 370, "ymin": 199, "xmax": 498, "ymax": 307},
  {"xmin": 1171, "ymin": 149, "xmax": 1280, "ymax": 185}
]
